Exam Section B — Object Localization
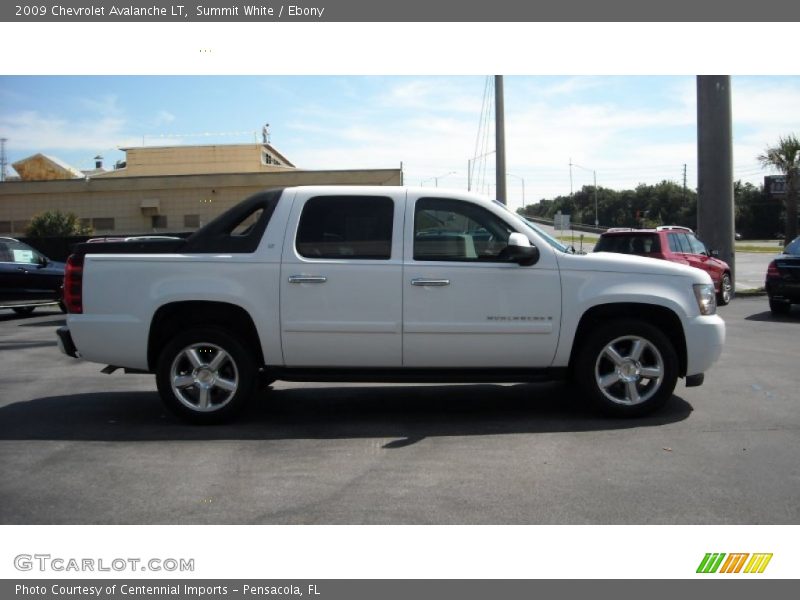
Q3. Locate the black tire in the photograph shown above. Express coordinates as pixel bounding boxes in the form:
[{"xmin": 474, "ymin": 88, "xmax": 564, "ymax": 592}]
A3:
[
  {"xmin": 574, "ymin": 319, "xmax": 678, "ymax": 417},
  {"xmin": 717, "ymin": 272, "xmax": 732, "ymax": 306},
  {"xmin": 155, "ymin": 327, "xmax": 257, "ymax": 424},
  {"xmin": 12, "ymin": 306, "xmax": 35, "ymax": 316},
  {"xmin": 769, "ymin": 298, "xmax": 791, "ymax": 316}
]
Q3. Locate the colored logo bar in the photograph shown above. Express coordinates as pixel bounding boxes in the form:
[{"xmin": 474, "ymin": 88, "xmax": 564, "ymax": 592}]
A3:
[{"xmin": 697, "ymin": 553, "xmax": 773, "ymax": 574}]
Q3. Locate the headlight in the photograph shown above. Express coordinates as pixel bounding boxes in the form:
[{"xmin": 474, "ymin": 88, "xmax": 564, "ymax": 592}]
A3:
[{"xmin": 693, "ymin": 283, "xmax": 717, "ymax": 315}]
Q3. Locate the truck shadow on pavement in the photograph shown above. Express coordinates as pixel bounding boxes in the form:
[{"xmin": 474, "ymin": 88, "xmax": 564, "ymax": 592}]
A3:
[
  {"xmin": 0, "ymin": 382, "xmax": 693, "ymax": 445},
  {"xmin": 0, "ymin": 309, "xmax": 64, "ymax": 323},
  {"xmin": 744, "ymin": 309, "xmax": 800, "ymax": 322}
]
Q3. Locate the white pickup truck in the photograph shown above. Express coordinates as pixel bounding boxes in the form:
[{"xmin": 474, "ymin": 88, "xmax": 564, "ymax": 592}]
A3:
[{"xmin": 57, "ymin": 186, "xmax": 725, "ymax": 423}]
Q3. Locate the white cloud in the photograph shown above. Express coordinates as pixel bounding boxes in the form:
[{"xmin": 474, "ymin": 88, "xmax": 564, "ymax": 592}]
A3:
[
  {"xmin": 154, "ymin": 110, "xmax": 176, "ymax": 125},
  {"xmin": 76, "ymin": 94, "xmax": 124, "ymax": 117},
  {"xmin": 1, "ymin": 110, "xmax": 135, "ymax": 151},
  {"xmin": 375, "ymin": 78, "xmax": 484, "ymax": 114}
]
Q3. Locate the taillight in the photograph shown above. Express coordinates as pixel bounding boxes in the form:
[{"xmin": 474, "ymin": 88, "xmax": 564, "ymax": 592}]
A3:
[
  {"xmin": 64, "ymin": 253, "xmax": 84, "ymax": 314},
  {"xmin": 766, "ymin": 260, "xmax": 780, "ymax": 279}
]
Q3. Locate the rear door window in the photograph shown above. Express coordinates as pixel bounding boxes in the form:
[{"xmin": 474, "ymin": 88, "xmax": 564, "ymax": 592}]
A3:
[{"xmin": 296, "ymin": 196, "xmax": 394, "ymax": 260}]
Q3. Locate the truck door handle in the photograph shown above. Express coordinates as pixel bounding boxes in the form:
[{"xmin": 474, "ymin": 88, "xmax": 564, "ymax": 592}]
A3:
[
  {"xmin": 411, "ymin": 278, "xmax": 450, "ymax": 287},
  {"xmin": 288, "ymin": 275, "xmax": 327, "ymax": 284}
]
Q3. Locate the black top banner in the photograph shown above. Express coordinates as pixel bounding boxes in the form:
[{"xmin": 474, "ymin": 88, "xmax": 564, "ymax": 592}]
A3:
[{"xmin": 4, "ymin": 0, "xmax": 800, "ymax": 22}]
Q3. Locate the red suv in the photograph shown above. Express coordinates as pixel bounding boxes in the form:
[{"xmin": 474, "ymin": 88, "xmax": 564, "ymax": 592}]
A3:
[{"xmin": 594, "ymin": 226, "xmax": 733, "ymax": 305}]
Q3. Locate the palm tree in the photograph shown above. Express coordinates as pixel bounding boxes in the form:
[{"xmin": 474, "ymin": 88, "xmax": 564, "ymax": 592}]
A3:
[{"xmin": 758, "ymin": 134, "xmax": 800, "ymax": 243}]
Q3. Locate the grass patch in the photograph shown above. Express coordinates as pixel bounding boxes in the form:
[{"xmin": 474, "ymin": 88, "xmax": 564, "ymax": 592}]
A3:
[
  {"xmin": 735, "ymin": 245, "xmax": 783, "ymax": 254},
  {"xmin": 735, "ymin": 287, "xmax": 767, "ymax": 297},
  {"xmin": 556, "ymin": 233, "xmax": 599, "ymax": 245}
]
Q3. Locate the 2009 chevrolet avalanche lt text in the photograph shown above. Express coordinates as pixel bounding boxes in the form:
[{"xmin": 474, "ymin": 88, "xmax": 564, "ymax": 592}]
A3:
[{"xmin": 57, "ymin": 186, "xmax": 725, "ymax": 423}]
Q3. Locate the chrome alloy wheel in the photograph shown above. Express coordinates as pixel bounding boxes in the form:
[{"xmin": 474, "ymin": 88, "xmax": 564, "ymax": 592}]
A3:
[
  {"xmin": 169, "ymin": 342, "xmax": 239, "ymax": 412},
  {"xmin": 720, "ymin": 274, "xmax": 733, "ymax": 304},
  {"xmin": 594, "ymin": 335, "xmax": 664, "ymax": 406}
]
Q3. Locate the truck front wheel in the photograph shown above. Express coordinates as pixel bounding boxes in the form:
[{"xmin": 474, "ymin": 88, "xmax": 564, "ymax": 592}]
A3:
[
  {"xmin": 155, "ymin": 327, "xmax": 257, "ymax": 424},
  {"xmin": 574, "ymin": 319, "xmax": 678, "ymax": 417}
]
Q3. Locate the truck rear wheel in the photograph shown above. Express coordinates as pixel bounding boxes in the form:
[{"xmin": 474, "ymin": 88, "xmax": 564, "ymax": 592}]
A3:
[
  {"xmin": 155, "ymin": 327, "xmax": 257, "ymax": 424},
  {"xmin": 574, "ymin": 319, "xmax": 678, "ymax": 417}
]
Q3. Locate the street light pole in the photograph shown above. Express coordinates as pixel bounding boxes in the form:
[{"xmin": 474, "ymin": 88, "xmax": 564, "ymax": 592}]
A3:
[
  {"xmin": 468, "ymin": 150, "xmax": 496, "ymax": 193},
  {"xmin": 570, "ymin": 161, "xmax": 599, "ymax": 227},
  {"xmin": 421, "ymin": 171, "xmax": 456, "ymax": 187}
]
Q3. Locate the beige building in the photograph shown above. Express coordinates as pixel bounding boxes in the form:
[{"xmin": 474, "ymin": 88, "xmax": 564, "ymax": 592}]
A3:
[
  {"xmin": 1, "ymin": 143, "xmax": 402, "ymax": 235},
  {"xmin": 94, "ymin": 142, "xmax": 295, "ymax": 178}
]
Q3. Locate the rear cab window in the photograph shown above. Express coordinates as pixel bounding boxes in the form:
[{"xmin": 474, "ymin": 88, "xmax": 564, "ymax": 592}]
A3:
[
  {"xmin": 785, "ymin": 238, "xmax": 800, "ymax": 255},
  {"xmin": 181, "ymin": 189, "xmax": 283, "ymax": 254}
]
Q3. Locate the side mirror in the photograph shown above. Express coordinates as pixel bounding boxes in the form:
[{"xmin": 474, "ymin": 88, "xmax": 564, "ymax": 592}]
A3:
[
  {"xmin": 506, "ymin": 232, "xmax": 540, "ymax": 266},
  {"xmin": 37, "ymin": 255, "xmax": 49, "ymax": 268}
]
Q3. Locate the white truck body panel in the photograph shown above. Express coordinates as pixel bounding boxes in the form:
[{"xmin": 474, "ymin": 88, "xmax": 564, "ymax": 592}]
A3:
[
  {"xmin": 402, "ymin": 188, "xmax": 562, "ymax": 367},
  {"xmin": 279, "ymin": 187, "xmax": 406, "ymax": 367}
]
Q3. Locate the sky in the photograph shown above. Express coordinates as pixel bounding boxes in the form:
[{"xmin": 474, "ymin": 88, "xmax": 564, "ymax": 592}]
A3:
[{"xmin": 2, "ymin": 74, "xmax": 799, "ymax": 212}]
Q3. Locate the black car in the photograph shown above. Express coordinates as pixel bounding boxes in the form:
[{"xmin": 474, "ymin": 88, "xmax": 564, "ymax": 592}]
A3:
[
  {"xmin": 766, "ymin": 236, "xmax": 800, "ymax": 316},
  {"xmin": 0, "ymin": 237, "xmax": 66, "ymax": 315}
]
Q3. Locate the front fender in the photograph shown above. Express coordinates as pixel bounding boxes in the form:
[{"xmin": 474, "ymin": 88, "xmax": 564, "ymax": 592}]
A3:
[{"xmin": 552, "ymin": 269, "xmax": 695, "ymax": 368}]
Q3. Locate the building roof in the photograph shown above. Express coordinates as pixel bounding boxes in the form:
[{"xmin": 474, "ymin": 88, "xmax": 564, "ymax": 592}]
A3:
[{"xmin": 11, "ymin": 153, "xmax": 84, "ymax": 181}]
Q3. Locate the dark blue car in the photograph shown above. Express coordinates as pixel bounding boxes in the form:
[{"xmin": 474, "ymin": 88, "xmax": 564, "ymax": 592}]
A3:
[
  {"xmin": 0, "ymin": 237, "xmax": 65, "ymax": 315},
  {"xmin": 766, "ymin": 236, "xmax": 800, "ymax": 316}
]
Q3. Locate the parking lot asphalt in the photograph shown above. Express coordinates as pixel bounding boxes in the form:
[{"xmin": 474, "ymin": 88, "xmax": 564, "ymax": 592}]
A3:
[{"xmin": 0, "ymin": 298, "xmax": 798, "ymax": 525}]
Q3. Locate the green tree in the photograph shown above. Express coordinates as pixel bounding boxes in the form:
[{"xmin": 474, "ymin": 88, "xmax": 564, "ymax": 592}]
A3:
[
  {"xmin": 758, "ymin": 134, "xmax": 800, "ymax": 242},
  {"xmin": 734, "ymin": 180, "xmax": 781, "ymax": 239},
  {"xmin": 26, "ymin": 210, "xmax": 93, "ymax": 238}
]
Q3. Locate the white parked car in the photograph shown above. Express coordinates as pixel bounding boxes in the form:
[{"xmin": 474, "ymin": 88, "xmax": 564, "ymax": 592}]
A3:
[{"xmin": 57, "ymin": 186, "xmax": 725, "ymax": 423}]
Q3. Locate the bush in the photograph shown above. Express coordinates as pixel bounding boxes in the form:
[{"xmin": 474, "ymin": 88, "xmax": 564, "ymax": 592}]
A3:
[{"xmin": 26, "ymin": 210, "xmax": 93, "ymax": 237}]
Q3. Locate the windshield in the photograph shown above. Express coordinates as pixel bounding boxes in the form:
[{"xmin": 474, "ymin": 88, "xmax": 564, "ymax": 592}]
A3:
[{"xmin": 491, "ymin": 201, "xmax": 570, "ymax": 253}]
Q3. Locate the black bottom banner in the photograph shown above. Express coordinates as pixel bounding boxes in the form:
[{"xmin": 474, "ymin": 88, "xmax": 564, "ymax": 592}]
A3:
[{"xmin": 4, "ymin": 580, "xmax": 797, "ymax": 600}]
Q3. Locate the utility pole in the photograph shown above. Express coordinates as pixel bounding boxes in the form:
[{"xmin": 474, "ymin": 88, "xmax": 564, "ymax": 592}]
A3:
[
  {"xmin": 697, "ymin": 75, "xmax": 735, "ymax": 289},
  {"xmin": 570, "ymin": 160, "xmax": 598, "ymax": 227},
  {"xmin": 495, "ymin": 75, "xmax": 507, "ymax": 205},
  {"xmin": 0, "ymin": 138, "xmax": 7, "ymax": 182},
  {"xmin": 682, "ymin": 164, "xmax": 687, "ymax": 200}
]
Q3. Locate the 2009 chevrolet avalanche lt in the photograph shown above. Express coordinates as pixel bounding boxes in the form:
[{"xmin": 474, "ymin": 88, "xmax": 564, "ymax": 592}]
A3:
[{"xmin": 57, "ymin": 186, "xmax": 725, "ymax": 423}]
